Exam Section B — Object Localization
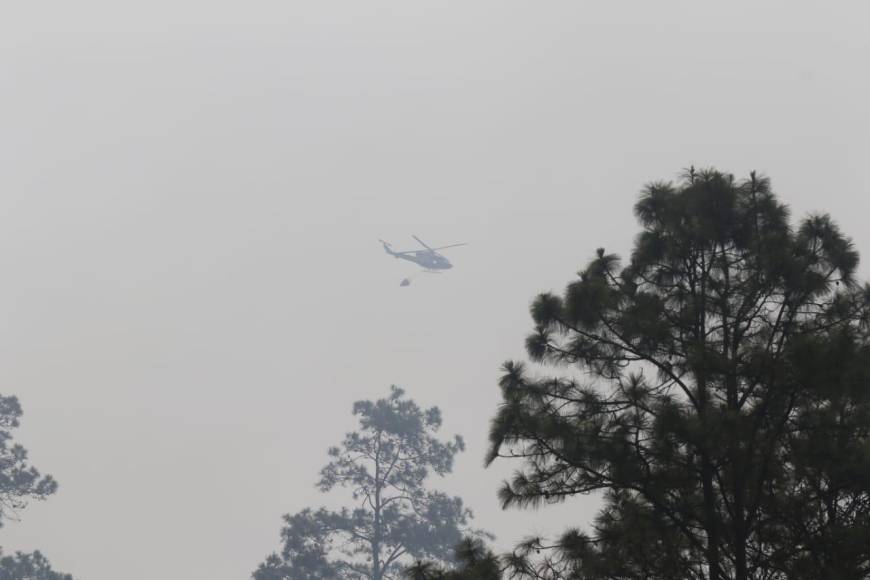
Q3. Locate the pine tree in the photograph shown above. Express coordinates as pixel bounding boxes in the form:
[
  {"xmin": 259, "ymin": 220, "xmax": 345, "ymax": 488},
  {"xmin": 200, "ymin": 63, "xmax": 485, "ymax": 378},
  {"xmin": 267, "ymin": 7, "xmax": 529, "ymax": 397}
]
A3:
[
  {"xmin": 0, "ymin": 395, "xmax": 57, "ymax": 525},
  {"xmin": 487, "ymin": 168, "xmax": 870, "ymax": 580},
  {"xmin": 403, "ymin": 538, "xmax": 501, "ymax": 580},
  {"xmin": 0, "ymin": 394, "xmax": 72, "ymax": 580},
  {"xmin": 256, "ymin": 387, "xmax": 486, "ymax": 580},
  {"xmin": 0, "ymin": 550, "xmax": 73, "ymax": 580}
]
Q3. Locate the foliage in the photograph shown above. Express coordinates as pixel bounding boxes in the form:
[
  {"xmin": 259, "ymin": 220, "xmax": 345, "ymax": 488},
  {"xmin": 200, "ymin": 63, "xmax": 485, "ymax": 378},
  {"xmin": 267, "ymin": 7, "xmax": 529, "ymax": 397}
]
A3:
[
  {"xmin": 486, "ymin": 168, "xmax": 870, "ymax": 580},
  {"xmin": 0, "ymin": 395, "xmax": 72, "ymax": 579},
  {"xmin": 0, "ymin": 395, "xmax": 58, "ymax": 526},
  {"xmin": 255, "ymin": 386, "xmax": 485, "ymax": 580},
  {"xmin": 402, "ymin": 538, "xmax": 501, "ymax": 580},
  {"xmin": 757, "ymin": 328, "xmax": 870, "ymax": 579},
  {"xmin": 0, "ymin": 549, "xmax": 73, "ymax": 580}
]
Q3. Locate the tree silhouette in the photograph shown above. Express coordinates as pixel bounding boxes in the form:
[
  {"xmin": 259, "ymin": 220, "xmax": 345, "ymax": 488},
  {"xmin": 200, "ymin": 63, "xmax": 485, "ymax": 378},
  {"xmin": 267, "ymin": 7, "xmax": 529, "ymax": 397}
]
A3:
[
  {"xmin": 757, "ymin": 327, "xmax": 870, "ymax": 579},
  {"xmin": 487, "ymin": 168, "xmax": 870, "ymax": 579},
  {"xmin": 255, "ymin": 386, "xmax": 486, "ymax": 580},
  {"xmin": 402, "ymin": 538, "xmax": 501, "ymax": 580},
  {"xmin": 0, "ymin": 550, "xmax": 73, "ymax": 580},
  {"xmin": 0, "ymin": 395, "xmax": 57, "ymax": 526},
  {"xmin": 0, "ymin": 394, "xmax": 72, "ymax": 579}
]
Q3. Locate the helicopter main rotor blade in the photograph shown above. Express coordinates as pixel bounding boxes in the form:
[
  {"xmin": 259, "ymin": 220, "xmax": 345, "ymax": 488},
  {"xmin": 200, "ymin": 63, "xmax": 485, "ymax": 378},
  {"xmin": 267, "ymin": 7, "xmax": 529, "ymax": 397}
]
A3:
[
  {"xmin": 429, "ymin": 243, "xmax": 468, "ymax": 251},
  {"xmin": 411, "ymin": 235, "xmax": 435, "ymax": 251}
]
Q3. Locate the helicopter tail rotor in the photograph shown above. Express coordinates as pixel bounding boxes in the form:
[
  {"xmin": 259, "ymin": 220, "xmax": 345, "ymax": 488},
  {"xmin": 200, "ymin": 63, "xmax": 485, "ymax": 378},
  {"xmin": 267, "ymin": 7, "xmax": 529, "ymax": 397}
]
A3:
[{"xmin": 379, "ymin": 239, "xmax": 396, "ymax": 256}]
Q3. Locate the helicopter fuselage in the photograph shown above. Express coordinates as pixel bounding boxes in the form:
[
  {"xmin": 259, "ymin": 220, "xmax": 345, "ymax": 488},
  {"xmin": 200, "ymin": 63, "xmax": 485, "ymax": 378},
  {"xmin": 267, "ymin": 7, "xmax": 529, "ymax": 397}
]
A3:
[
  {"xmin": 394, "ymin": 250, "xmax": 452, "ymax": 270},
  {"xmin": 380, "ymin": 236, "xmax": 464, "ymax": 273}
]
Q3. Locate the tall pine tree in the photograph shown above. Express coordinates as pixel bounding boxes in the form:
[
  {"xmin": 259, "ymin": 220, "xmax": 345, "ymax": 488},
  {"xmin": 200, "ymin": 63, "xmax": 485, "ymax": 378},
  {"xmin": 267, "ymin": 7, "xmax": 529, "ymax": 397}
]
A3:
[
  {"xmin": 256, "ymin": 387, "xmax": 486, "ymax": 580},
  {"xmin": 487, "ymin": 168, "xmax": 870, "ymax": 580}
]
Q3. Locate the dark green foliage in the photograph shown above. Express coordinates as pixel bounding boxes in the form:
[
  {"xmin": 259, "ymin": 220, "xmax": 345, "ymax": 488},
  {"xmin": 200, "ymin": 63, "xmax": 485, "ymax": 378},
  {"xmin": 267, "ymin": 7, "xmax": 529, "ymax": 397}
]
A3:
[
  {"xmin": 0, "ymin": 550, "xmax": 73, "ymax": 580},
  {"xmin": 255, "ymin": 387, "xmax": 486, "ymax": 580},
  {"xmin": 402, "ymin": 538, "xmax": 501, "ymax": 580},
  {"xmin": 757, "ymin": 328, "xmax": 870, "ymax": 579},
  {"xmin": 487, "ymin": 168, "xmax": 870, "ymax": 580}
]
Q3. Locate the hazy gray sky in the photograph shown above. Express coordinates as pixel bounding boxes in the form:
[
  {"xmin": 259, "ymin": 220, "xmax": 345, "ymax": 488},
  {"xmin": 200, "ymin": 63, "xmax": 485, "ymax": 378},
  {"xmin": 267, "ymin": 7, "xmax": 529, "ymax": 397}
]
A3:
[{"xmin": 2, "ymin": 2, "xmax": 869, "ymax": 579}]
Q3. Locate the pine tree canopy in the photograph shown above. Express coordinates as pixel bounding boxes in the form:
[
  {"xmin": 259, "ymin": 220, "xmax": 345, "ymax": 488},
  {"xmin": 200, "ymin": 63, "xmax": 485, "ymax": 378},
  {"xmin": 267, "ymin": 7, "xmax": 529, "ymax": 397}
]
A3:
[
  {"xmin": 0, "ymin": 395, "xmax": 58, "ymax": 526},
  {"xmin": 0, "ymin": 395, "xmax": 72, "ymax": 579},
  {"xmin": 255, "ymin": 387, "xmax": 488, "ymax": 580},
  {"xmin": 402, "ymin": 537, "xmax": 502, "ymax": 580},
  {"xmin": 0, "ymin": 550, "xmax": 74, "ymax": 580},
  {"xmin": 486, "ymin": 168, "xmax": 870, "ymax": 580}
]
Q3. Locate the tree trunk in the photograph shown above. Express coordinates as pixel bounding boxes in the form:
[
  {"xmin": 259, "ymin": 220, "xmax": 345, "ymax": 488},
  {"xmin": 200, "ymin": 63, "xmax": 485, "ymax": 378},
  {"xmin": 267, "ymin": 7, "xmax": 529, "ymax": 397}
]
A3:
[
  {"xmin": 372, "ymin": 433, "xmax": 383, "ymax": 580},
  {"xmin": 701, "ymin": 453, "xmax": 722, "ymax": 580}
]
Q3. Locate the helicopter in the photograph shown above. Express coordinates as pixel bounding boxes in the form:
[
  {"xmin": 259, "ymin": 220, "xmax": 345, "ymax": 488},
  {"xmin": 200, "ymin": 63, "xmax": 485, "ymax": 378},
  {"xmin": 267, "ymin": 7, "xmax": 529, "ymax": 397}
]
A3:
[{"xmin": 379, "ymin": 235, "xmax": 467, "ymax": 273}]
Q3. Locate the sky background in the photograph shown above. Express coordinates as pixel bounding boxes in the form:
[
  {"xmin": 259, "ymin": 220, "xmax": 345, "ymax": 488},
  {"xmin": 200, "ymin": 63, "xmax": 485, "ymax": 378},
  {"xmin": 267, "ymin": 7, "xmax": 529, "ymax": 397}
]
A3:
[{"xmin": 2, "ymin": 2, "xmax": 870, "ymax": 579}]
